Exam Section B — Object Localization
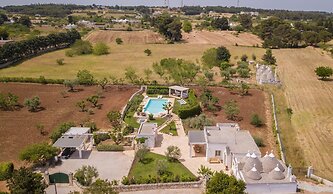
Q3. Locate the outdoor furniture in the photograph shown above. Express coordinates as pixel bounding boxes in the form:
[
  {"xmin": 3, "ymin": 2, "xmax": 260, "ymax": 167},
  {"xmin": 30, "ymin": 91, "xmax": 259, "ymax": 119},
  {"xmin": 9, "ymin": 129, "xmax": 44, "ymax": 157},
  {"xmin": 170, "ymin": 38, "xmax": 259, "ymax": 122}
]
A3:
[{"xmin": 209, "ymin": 157, "xmax": 221, "ymax": 163}]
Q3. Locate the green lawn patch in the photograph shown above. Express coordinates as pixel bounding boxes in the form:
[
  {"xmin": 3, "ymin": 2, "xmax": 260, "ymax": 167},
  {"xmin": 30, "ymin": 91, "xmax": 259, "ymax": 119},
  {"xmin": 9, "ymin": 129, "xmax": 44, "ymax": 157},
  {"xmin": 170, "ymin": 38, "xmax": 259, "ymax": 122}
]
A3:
[
  {"xmin": 129, "ymin": 152, "xmax": 195, "ymax": 180},
  {"xmin": 160, "ymin": 121, "xmax": 178, "ymax": 136},
  {"xmin": 147, "ymin": 117, "xmax": 167, "ymax": 127},
  {"xmin": 124, "ymin": 112, "xmax": 140, "ymax": 128}
]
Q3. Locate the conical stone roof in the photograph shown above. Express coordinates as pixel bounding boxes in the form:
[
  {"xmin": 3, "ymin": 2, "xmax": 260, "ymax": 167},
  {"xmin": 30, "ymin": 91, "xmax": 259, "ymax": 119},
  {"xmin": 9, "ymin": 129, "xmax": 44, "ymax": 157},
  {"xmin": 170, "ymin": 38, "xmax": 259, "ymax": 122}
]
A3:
[
  {"xmin": 246, "ymin": 165, "xmax": 262, "ymax": 180},
  {"xmin": 243, "ymin": 153, "xmax": 263, "ymax": 172},
  {"xmin": 269, "ymin": 165, "xmax": 286, "ymax": 180},
  {"xmin": 261, "ymin": 152, "xmax": 285, "ymax": 173}
]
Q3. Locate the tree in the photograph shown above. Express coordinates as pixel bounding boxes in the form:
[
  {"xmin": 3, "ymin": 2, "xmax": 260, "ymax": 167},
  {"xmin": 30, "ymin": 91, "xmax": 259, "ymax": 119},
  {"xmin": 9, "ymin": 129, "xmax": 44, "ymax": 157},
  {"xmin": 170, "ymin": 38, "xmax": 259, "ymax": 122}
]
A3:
[
  {"xmin": 0, "ymin": 93, "xmax": 19, "ymax": 111},
  {"xmin": 262, "ymin": 49, "xmax": 276, "ymax": 65},
  {"xmin": 211, "ymin": 17, "xmax": 229, "ymax": 30},
  {"xmin": 163, "ymin": 102, "xmax": 173, "ymax": 115},
  {"xmin": 143, "ymin": 68, "xmax": 153, "ymax": 82},
  {"xmin": 77, "ymin": 69, "xmax": 95, "ymax": 85},
  {"xmin": 7, "ymin": 167, "xmax": 46, "ymax": 194},
  {"xmin": 315, "ymin": 66, "xmax": 333, "ymax": 80},
  {"xmin": 18, "ymin": 16, "xmax": 32, "ymax": 27},
  {"xmin": 24, "ymin": 96, "xmax": 41, "ymax": 112},
  {"xmin": 251, "ymin": 114, "xmax": 263, "ymax": 127},
  {"xmin": 107, "ymin": 111, "xmax": 122, "ymax": 128},
  {"xmin": 98, "ymin": 77, "xmax": 109, "ymax": 90},
  {"xmin": 240, "ymin": 54, "xmax": 248, "ymax": 62},
  {"xmin": 136, "ymin": 147, "xmax": 148, "ymax": 163},
  {"xmin": 115, "ymin": 38, "xmax": 123, "ymax": 45},
  {"xmin": 68, "ymin": 40, "xmax": 93, "ymax": 56},
  {"xmin": 202, "ymin": 48, "xmax": 220, "ymax": 69},
  {"xmin": 216, "ymin": 46, "xmax": 231, "ymax": 62},
  {"xmin": 200, "ymin": 89, "xmax": 219, "ymax": 112},
  {"xmin": 0, "ymin": 29, "xmax": 9, "ymax": 40},
  {"xmin": 206, "ymin": 171, "xmax": 246, "ymax": 194},
  {"xmin": 165, "ymin": 146, "xmax": 181, "ymax": 162},
  {"xmin": 223, "ymin": 100, "xmax": 240, "ymax": 121},
  {"xmin": 156, "ymin": 159, "xmax": 168, "ymax": 175},
  {"xmin": 76, "ymin": 100, "xmax": 87, "ymax": 112},
  {"xmin": 93, "ymin": 42, "xmax": 109, "ymax": 55},
  {"xmin": 84, "ymin": 179, "xmax": 116, "ymax": 194},
  {"xmin": 239, "ymin": 14, "xmax": 252, "ymax": 29},
  {"xmin": 220, "ymin": 62, "xmax": 231, "ymax": 71},
  {"xmin": 153, "ymin": 13, "xmax": 182, "ymax": 42},
  {"xmin": 64, "ymin": 79, "xmax": 78, "ymax": 92},
  {"xmin": 183, "ymin": 20, "xmax": 192, "ymax": 33},
  {"xmin": 86, "ymin": 95, "xmax": 99, "ymax": 107},
  {"xmin": 152, "ymin": 62, "xmax": 165, "ymax": 78},
  {"xmin": 239, "ymin": 83, "xmax": 250, "ymax": 96},
  {"xmin": 74, "ymin": 165, "xmax": 99, "ymax": 186},
  {"xmin": 19, "ymin": 143, "xmax": 58, "ymax": 166},
  {"xmin": 144, "ymin": 49, "xmax": 152, "ymax": 56},
  {"xmin": 124, "ymin": 67, "xmax": 139, "ymax": 84}
]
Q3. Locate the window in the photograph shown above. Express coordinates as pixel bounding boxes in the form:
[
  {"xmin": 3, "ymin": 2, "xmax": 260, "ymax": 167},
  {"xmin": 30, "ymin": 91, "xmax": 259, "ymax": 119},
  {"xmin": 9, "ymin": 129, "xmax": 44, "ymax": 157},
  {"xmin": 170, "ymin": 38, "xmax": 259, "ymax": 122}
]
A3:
[{"xmin": 215, "ymin": 150, "xmax": 221, "ymax": 156}]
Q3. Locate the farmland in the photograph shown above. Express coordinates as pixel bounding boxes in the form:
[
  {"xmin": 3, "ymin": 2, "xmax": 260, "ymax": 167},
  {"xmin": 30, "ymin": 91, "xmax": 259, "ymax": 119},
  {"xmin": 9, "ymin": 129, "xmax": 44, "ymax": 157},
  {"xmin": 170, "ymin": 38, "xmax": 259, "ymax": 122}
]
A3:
[
  {"xmin": 0, "ymin": 30, "xmax": 265, "ymax": 82},
  {"xmin": 0, "ymin": 83, "xmax": 138, "ymax": 166},
  {"xmin": 273, "ymin": 47, "xmax": 333, "ymax": 180}
]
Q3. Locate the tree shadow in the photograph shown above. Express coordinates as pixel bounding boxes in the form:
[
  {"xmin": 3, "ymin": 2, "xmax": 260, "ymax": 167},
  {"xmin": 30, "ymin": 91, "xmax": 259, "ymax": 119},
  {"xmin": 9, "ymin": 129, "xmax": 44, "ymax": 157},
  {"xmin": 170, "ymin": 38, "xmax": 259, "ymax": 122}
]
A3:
[{"xmin": 140, "ymin": 157, "xmax": 154, "ymax": 164}]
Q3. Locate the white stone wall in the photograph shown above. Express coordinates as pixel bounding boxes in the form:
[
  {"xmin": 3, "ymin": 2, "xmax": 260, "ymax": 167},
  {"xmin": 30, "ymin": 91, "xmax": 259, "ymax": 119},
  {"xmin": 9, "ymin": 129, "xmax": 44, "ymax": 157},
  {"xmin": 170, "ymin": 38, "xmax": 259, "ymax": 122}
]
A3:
[
  {"xmin": 206, "ymin": 143, "xmax": 226, "ymax": 161},
  {"xmin": 246, "ymin": 182, "xmax": 297, "ymax": 194}
]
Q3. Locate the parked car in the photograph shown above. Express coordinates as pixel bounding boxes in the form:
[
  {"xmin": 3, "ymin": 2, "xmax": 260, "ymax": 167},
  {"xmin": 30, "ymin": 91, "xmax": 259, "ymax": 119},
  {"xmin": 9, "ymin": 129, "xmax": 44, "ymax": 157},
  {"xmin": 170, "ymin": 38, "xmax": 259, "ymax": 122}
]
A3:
[{"xmin": 60, "ymin": 148, "xmax": 76, "ymax": 159}]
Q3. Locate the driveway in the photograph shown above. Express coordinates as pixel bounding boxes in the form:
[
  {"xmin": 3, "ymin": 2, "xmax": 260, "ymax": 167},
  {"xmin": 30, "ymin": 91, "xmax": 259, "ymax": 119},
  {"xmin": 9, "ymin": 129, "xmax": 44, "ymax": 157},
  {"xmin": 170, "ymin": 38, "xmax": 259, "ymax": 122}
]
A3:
[{"xmin": 48, "ymin": 150, "xmax": 135, "ymax": 181}]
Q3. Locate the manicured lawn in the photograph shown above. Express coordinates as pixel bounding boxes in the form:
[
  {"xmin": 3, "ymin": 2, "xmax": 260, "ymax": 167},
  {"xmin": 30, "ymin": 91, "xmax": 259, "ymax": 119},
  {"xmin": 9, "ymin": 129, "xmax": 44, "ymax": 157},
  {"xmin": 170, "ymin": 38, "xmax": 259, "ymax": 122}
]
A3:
[
  {"xmin": 124, "ymin": 112, "xmax": 140, "ymax": 128},
  {"xmin": 129, "ymin": 152, "xmax": 195, "ymax": 179},
  {"xmin": 160, "ymin": 121, "xmax": 178, "ymax": 136},
  {"xmin": 147, "ymin": 117, "xmax": 167, "ymax": 127}
]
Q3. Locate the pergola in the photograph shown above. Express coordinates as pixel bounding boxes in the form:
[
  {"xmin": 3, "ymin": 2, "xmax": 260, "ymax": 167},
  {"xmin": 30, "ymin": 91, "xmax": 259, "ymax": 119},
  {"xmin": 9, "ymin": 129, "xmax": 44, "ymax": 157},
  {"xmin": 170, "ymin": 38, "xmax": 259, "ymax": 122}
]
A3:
[
  {"xmin": 188, "ymin": 130, "xmax": 206, "ymax": 158},
  {"xmin": 169, "ymin": 86, "xmax": 189, "ymax": 99}
]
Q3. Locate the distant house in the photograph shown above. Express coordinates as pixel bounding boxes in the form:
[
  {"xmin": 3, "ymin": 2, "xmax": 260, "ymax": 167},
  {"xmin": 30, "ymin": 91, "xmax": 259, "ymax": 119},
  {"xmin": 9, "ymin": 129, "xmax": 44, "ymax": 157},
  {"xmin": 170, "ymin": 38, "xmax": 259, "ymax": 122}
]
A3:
[
  {"xmin": 64, "ymin": 24, "xmax": 77, "ymax": 30},
  {"xmin": 137, "ymin": 123, "xmax": 158, "ymax": 148},
  {"xmin": 53, "ymin": 127, "xmax": 93, "ymax": 159},
  {"xmin": 240, "ymin": 11, "xmax": 259, "ymax": 17},
  {"xmin": 188, "ymin": 123, "xmax": 297, "ymax": 194}
]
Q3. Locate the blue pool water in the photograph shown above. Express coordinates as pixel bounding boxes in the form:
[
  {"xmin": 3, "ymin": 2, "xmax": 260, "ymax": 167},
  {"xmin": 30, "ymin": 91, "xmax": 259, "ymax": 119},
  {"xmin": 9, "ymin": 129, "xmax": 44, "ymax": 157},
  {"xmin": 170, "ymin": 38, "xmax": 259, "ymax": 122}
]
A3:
[{"xmin": 144, "ymin": 99, "xmax": 168, "ymax": 115}]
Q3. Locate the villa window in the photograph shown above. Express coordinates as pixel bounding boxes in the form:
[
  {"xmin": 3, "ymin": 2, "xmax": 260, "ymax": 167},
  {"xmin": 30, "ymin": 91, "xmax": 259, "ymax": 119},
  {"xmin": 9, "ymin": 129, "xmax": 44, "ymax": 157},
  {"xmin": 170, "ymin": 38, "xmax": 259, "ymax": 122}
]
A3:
[{"xmin": 215, "ymin": 150, "xmax": 221, "ymax": 156}]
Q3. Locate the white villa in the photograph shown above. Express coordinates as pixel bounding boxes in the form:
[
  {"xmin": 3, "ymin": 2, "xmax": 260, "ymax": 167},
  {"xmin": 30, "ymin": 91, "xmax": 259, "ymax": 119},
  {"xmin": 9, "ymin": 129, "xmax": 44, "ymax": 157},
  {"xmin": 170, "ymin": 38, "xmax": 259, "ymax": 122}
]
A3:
[
  {"xmin": 188, "ymin": 123, "xmax": 297, "ymax": 194},
  {"xmin": 137, "ymin": 123, "xmax": 158, "ymax": 148},
  {"xmin": 53, "ymin": 127, "xmax": 93, "ymax": 159}
]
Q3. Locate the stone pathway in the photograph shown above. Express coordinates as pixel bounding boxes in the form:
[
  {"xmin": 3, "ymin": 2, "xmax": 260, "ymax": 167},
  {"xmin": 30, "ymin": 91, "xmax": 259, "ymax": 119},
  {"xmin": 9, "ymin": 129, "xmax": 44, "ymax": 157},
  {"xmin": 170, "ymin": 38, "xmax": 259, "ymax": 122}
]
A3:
[{"xmin": 298, "ymin": 181, "xmax": 333, "ymax": 193}]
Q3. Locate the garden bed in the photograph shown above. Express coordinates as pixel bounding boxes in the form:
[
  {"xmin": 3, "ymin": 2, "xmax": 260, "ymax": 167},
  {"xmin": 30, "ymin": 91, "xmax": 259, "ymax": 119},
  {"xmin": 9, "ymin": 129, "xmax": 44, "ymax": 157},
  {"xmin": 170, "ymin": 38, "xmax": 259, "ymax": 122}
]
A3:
[{"xmin": 160, "ymin": 121, "xmax": 178, "ymax": 136}]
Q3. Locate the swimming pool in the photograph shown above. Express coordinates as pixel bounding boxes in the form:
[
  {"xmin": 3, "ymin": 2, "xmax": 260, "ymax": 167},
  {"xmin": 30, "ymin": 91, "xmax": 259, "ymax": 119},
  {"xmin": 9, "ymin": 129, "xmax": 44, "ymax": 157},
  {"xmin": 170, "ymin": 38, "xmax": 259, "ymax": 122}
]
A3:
[{"xmin": 144, "ymin": 98, "xmax": 168, "ymax": 115}]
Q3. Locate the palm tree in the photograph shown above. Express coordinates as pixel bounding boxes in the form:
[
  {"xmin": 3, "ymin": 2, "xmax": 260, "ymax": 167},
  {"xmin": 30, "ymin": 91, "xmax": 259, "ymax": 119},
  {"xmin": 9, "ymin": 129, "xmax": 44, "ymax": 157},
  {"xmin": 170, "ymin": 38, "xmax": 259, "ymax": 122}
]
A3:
[{"xmin": 163, "ymin": 102, "xmax": 173, "ymax": 115}]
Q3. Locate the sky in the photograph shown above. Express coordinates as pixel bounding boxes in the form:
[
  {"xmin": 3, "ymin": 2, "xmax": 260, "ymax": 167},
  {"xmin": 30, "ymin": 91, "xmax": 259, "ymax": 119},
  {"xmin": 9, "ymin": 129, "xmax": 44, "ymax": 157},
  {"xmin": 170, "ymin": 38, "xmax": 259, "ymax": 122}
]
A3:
[{"xmin": 0, "ymin": 0, "xmax": 332, "ymax": 13}]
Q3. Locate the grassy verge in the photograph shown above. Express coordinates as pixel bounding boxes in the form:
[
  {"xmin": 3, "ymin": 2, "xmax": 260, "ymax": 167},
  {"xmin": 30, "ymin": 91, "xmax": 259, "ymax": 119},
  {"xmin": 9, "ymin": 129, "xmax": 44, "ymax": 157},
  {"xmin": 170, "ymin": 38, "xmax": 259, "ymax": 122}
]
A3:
[
  {"xmin": 147, "ymin": 117, "xmax": 167, "ymax": 127},
  {"xmin": 265, "ymin": 86, "xmax": 307, "ymax": 177},
  {"xmin": 128, "ymin": 152, "xmax": 195, "ymax": 179},
  {"xmin": 160, "ymin": 121, "xmax": 178, "ymax": 136}
]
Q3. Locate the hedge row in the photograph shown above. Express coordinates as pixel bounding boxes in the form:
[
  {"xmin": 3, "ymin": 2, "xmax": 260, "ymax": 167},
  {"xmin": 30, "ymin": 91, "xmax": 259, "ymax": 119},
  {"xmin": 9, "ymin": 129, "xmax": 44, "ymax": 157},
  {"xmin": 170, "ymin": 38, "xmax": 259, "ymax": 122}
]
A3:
[
  {"xmin": 93, "ymin": 133, "xmax": 110, "ymax": 145},
  {"xmin": 0, "ymin": 76, "xmax": 65, "ymax": 84},
  {"xmin": 146, "ymin": 86, "xmax": 169, "ymax": 95},
  {"xmin": 96, "ymin": 144, "xmax": 124, "ymax": 152},
  {"xmin": 121, "ymin": 174, "xmax": 198, "ymax": 185},
  {"xmin": 176, "ymin": 90, "xmax": 202, "ymax": 119},
  {"xmin": 0, "ymin": 162, "xmax": 14, "ymax": 181}
]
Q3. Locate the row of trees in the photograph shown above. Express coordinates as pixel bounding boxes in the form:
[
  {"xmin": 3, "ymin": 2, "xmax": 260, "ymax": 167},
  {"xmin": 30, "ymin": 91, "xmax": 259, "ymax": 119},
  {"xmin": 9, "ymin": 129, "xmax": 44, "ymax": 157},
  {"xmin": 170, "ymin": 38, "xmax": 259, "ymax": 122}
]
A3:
[
  {"xmin": 0, "ymin": 29, "xmax": 81, "ymax": 64},
  {"xmin": 151, "ymin": 13, "xmax": 182, "ymax": 42}
]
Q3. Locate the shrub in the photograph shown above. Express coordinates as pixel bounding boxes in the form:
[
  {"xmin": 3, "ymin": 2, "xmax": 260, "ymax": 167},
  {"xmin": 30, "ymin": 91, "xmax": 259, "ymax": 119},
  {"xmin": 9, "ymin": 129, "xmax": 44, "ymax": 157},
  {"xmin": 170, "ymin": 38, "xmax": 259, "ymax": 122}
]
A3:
[
  {"xmin": 240, "ymin": 54, "xmax": 248, "ymax": 62},
  {"xmin": 251, "ymin": 114, "xmax": 263, "ymax": 127},
  {"xmin": 50, "ymin": 122, "xmax": 75, "ymax": 143},
  {"xmin": 77, "ymin": 70, "xmax": 95, "ymax": 85},
  {"xmin": 253, "ymin": 136, "xmax": 265, "ymax": 147},
  {"xmin": 93, "ymin": 133, "xmax": 110, "ymax": 145},
  {"xmin": 19, "ymin": 143, "xmax": 59, "ymax": 165},
  {"xmin": 165, "ymin": 146, "xmax": 181, "ymax": 162},
  {"xmin": 96, "ymin": 144, "xmax": 124, "ymax": 151},
  {"xmin": 74, "ymin": 165, "xmax": 99, "ymax": 186},
  {"xmin": 123, "ymin": 125, "xmax": 134, "ymax": 136},
  {"xmin": 156, "ymin": 160, "xmax": 168, "ymax": 175},
  {"xmin": 178, "ymin": 104, "xmax": 201, "ymax": 119},
  {"xmin": 115, "ymin": 38, "xmax": 123, "ymax": 45},
  {"xmin": 0, "ymin": 77, "xmax": 64, "ymax": 84},
  {"xmin": 70, "ymin": 40, "xmax": 93, "ymax": 56},
  {"xmin": 0, "ymin": 93, "xmax": 19, "ymax": 111},
  {"xmin": 144, "ymin": 49, "xmax": 152, "ymax": 56},
  {"xmin": 56, "ymin": 58, "xmax": 65, "ymax": 65},
  {"xmin": 223, "ymin": 100, "xmax": 239, "ymax": 120},
  {"xmin": 76, "ymin": 100, "xmax": 87, "ymax": 112},
  {"xmin": 136, "ymin": 147, "xmax": 148, "ymax": 163},
  {"xmin": 24, "ymin": 96, "xmax": 41, "ymax": 112},
  {"xmin": 86, "ymin": 95, "xmax": 99, "ymax": 107},
  {"xmin": 64, "ymin": 79, "xmax": 78, "ymax": 92},
  {"xmin": 93, "ymin": 42, "xmax": 110, "ymax": 56},
  {"xmin": 315, "ymin": 66, "xmax": 333, "ymax": 80},
  {"xmin": 0, "ymin": 162, "xmax": 14, "ymax": 181},
  {"xmin": 146, "ymin": 86, "xmax": 169, "ymax": 95}
]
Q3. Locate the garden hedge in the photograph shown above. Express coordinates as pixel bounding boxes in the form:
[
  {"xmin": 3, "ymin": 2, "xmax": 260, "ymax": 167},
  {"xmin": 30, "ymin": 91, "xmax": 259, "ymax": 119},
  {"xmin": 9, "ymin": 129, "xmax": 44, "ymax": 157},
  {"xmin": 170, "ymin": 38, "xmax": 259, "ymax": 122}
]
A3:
[
  {"xmin": 146, "ymin": 86, "xmax": 169, "ymax": 95},
  {"xmin": 96, "ymin": 144, "xmax": 124, "ymax": 152},
  {"xmin": 178, "ymin": 104, "xmax": 202, "ymax": 119},
  {"xmin": 0, "ymin": 162, "xmax": 14, "ymax": 181},
  {"xmin": 93, "ymin": 133, "xmax": 110, "ymax": 145},
  {"xmin": 121, "ymin": 174, "xmax": 198, "ymax": 185},
  {"xmin": 0, "ymin": 76, "xmax": 65, "ymax": 84}
]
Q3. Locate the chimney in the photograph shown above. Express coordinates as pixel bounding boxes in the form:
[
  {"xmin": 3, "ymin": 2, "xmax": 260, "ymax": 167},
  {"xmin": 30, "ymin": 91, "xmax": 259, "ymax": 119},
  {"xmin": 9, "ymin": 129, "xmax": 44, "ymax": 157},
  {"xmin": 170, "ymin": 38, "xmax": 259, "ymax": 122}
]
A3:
[{"xmin": 287, "ymin": 164, "xmax": 292, "ymax": 177}]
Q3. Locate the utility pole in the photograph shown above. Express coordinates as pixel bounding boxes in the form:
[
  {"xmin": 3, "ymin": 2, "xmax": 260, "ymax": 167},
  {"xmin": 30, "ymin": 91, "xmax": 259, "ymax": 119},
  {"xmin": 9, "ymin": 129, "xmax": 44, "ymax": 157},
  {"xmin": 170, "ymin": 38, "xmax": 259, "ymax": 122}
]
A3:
[{"xmin": 237, "ymin": 0, "xmax": 240, "ymax": 7}]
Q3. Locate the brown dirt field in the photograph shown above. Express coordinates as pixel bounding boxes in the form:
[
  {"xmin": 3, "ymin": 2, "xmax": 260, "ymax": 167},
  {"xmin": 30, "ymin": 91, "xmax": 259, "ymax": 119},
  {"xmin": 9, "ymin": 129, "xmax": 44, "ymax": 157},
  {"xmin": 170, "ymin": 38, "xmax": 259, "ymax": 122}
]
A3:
[
  {"xmin": 0, "ymin": 83, "xmax": 138, "ymax": 166},
  {"xmin": 85, "ymin": 30, "xmax": 165, "ymax": 44},
  {"xmin": 192, "ymin": 87, "xmax": 278, "ymax": 156},
  {"xmin": 183, "ymin": 30, "xmax": 263, "ymax": 46},
  {"xmin": 274, "ymin": 47, "xmax": 333, "ymax": 180}
]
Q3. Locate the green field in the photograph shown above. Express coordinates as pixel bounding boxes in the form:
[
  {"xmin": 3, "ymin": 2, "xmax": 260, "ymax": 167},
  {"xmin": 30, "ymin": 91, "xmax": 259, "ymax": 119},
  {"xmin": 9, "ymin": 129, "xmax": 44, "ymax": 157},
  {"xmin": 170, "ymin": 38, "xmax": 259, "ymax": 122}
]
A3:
[
  {"xmin": 128, "ymin": 152, "xmax": 195, "ymax": 179},
  {"xmin": 0, "ymin": 43, "xmax": 264, "ymax": 82}
]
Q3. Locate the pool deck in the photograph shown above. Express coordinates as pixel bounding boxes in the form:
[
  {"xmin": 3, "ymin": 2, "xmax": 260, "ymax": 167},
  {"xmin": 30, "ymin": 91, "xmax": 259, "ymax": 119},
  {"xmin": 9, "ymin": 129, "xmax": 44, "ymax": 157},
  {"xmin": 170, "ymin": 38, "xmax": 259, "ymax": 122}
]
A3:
[{"xmin": 138, "ymin": 94, "xmax": 175, "ymax": 117}]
